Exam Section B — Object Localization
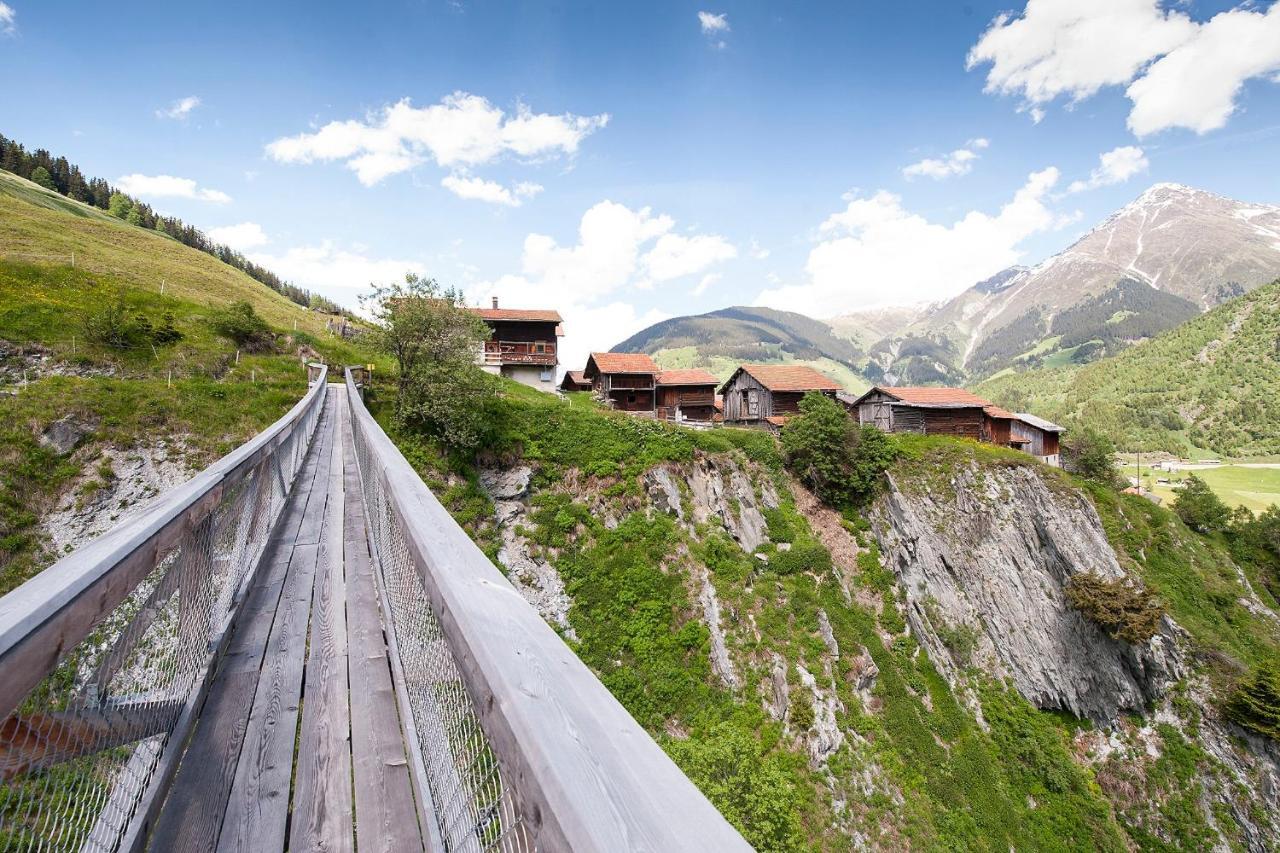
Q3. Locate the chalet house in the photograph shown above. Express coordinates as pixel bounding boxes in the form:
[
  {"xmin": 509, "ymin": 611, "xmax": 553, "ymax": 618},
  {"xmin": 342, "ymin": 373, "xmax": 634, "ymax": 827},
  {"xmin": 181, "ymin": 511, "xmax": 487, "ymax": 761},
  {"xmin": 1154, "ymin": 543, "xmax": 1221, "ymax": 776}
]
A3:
[
  {"xmin": 559, "ymin": 370, "xmax": 592, "ymax": 393},
  {"xmin": 469, "ymin": 298, "xmax": 563, "ymax": 391},
  {"xmin": 719, "ymin": 364, "xmax": 843, "ymax": 428},
  {"xmin": 655, "ymin": 369, "xmax": 719, "ymax": 423},
  {"xmin": 846, "ymin": 386, "xmax": 1064, "ymax": 466},
  {"xmin": 583, "ymin": 352, "xmax": 660, "ymax": 412}
]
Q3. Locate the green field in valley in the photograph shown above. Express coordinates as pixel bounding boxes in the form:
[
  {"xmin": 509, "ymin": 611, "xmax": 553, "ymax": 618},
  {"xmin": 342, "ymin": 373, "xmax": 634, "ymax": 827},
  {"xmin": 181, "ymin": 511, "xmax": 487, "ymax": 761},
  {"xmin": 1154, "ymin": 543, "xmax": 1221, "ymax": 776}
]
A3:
[{"xmin": 1119, "ymin": 459, "xmax": 1280, "ymax": 513}]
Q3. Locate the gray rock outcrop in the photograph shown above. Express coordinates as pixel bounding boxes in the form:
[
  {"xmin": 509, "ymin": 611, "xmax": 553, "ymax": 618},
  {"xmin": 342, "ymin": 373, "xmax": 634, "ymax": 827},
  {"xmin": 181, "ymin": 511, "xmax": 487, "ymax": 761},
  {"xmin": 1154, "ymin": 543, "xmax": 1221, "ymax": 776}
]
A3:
[
  {"xmin": 39, "ymin": 413, "xmax": 98, "ymax": 455},
  {"xmin": 870, "ymin": 461, "xmax": 1182, "ymax": 722}
]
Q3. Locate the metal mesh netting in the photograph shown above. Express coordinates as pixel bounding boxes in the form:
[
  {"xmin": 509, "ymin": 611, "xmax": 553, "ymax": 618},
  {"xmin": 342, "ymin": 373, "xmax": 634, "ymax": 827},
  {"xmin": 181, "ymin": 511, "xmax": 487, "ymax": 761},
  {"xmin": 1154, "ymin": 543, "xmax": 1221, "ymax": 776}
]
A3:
[
  {"xmin": 0, "ymin": 379, "xmax": 326, "ymax": 852},
  {"xmin": 346, "ymin": 382, "xmax": 532, "ymax": 853}
]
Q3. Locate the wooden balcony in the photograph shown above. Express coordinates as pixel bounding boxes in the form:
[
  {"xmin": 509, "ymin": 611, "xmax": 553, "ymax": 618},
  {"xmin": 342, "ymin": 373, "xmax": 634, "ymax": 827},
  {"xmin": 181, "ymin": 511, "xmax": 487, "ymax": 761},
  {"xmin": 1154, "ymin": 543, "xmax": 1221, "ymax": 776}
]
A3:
[{"xmin": 481, "ymin": 340, "xmax": 557, "ymax": 366}]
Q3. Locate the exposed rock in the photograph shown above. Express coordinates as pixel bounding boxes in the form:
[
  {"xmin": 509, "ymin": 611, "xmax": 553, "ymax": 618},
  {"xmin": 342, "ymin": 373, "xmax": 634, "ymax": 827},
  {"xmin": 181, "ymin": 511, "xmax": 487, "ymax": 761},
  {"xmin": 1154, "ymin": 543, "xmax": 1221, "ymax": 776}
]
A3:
[
  {"xmin": 688, "ymin": 453, "xmax": 769, "ymax": 552},
  {"xmin": 643, "ymin": 466, "xmax": 684, "ymax": 520},
  {"xmin": 44, "ymin": 442, "xmax": 193, "ymax": 556},
  {"xmin": 817, "ymin": 610, "xmax": 840, "ymax": 661},
  {"xmin": 848, "ymin": 645, "xmax": 879, "ymax": 711},
  {"xmin": 39, "ymin": 413, "xmax": 99, "ymax": 456},
  {"xmin": 762, "ymin": 652, "xmax": 790, "ymax": 721},
  {"xmin": 693, "ymin": 562, "xmax": 739, "ymax": 690},
  {"xmin": 791, "ymin": 479, "xmax": 861, "ymax": 601},
  {"xmin": 797, "ymin": 663, "xmax": 845, "ymax": 765},
  {"xmin": 870, "ymin": 461, "xmax": 1183, "ymax": 722},
  {"xmin": 479, "ymin": 465, "xmax": 532, "ymax": 501}
]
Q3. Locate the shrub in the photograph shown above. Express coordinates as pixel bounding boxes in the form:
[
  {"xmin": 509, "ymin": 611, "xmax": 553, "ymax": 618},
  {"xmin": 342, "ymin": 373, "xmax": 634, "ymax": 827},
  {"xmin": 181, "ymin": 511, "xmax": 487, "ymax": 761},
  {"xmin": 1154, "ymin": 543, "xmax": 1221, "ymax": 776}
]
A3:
[
  {"xmin": 769, "ymin": 542, "xmax": 832, "ymax": 576},
  {"xmin": 210, "ymin": 300, "xmax": 274, "ymax": 351},
  {"xmin": 781, "ymin": 392, "xmax": 897, "ymax": 508},
  {"xmin": 1061, "ymin": 427, "xmax": 1118, "ymax": 485},
  {"xmin": 82, "ymin": 297, "xmax": 183, "ymax": 350},
  {"xmin": 1224, "ymin": 662, "xmax": 1280, "ymax": 742},
  {"xmin": 1172, "ymin": 475, "xmax": 1231, "ymax": 534},
  {"xmin": 1065, "ymin": 573, "xmax": 1165, "ymax": 644}
]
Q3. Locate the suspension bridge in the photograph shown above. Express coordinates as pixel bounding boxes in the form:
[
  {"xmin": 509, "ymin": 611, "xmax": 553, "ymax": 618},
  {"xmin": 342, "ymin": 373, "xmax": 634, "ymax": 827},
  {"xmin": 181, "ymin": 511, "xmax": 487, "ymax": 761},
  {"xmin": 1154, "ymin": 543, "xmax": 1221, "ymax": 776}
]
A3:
[{"xmin": 0, "ymin": 367, "xmax": 751, "ymax": 852}]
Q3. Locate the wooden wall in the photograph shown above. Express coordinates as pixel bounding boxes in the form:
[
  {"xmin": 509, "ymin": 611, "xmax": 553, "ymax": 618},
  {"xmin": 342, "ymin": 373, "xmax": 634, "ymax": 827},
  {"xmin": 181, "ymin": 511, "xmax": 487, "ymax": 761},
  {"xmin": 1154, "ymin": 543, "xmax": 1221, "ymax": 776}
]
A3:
[
  {"xmin": 1011, "ymin": 420, "xmax": 1060, "ymax": 457},
  {"xmin": 855, "ymin": 390, "xmax": 896, "ymax": 430},
  {"xmin": 920, "ymin": 408, "xmax": 984, "ymax": 441},
  {"xmin": 721, "ymin": 371, "xmax": 771, "ymax": 422},
  {"xmin": 485, "ymin": 320, "xmax": 559, "ymax": 343}
]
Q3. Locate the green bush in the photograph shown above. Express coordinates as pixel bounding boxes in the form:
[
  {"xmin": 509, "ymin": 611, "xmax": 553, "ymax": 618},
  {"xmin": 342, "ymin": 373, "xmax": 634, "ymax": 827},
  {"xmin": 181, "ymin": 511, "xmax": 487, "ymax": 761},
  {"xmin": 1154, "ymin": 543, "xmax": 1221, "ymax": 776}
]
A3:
[
  {"xmin": 769, "ymin": 542, "xmax": 832, "ymax": 576},
  {"xmin": 1224, "ymin": 662, "xmax": 1280, "ymax": 742},
  {"xmin": 1065, "ymin": 573, "xmax": 1164, "ymax": 644},
  {"xmin": 1061, "ymin": 427, "xmax": 1118, "ymax": 485},
  {"xmin": 209, "ymin": 300, "xmax": 275, "ymax": 351},
  {"xmin": 82, "ymin": 297, "xmax": 183, "ymax": 350},
  {"xmin": 781, "ymin": 392, "xmax": 897, "ymax": 509},
  {"xmin": 1172, "ymin": 475, "xmax": 1231, "ymax": 534}
]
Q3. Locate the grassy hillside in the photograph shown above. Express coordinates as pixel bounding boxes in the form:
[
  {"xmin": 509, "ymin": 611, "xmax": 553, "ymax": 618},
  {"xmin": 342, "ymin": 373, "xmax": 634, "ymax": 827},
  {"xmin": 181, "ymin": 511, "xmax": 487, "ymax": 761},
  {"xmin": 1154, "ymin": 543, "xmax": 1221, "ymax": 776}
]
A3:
[
  {"xmin": 381, "ymin": 378, "xmax": 1280, "ymax": 850},
  {"xmin": 0, "ymin": 170, "xmax": 378, "ymax": 593},
  {"xmin": 613, "ymin": 306, "xmax": 869, "ymax": 390},
  {"xmin": 979, "ymin": 280, "xmax": 1280, "ymax": 457}
]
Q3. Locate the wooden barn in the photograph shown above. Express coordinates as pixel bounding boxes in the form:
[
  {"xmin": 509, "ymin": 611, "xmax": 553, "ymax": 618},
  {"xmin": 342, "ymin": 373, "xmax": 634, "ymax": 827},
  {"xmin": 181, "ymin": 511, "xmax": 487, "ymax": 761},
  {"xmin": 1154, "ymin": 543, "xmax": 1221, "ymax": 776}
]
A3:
[
  {"xmin": 583, "ymin": 352, "xmax": 659, "ymax": 412},
  {"xmin": 719, "ymin": 364, "xmax": 843, "ymax": 428},
  {"xmin": 1011, "ymin": 412, "xmax": 1064, "ymax": 466},
  {"xmin": 559, "ymin": 370, "xmax": 592, "ymax": 393},
  {"xmin": 655, "ymin": 369, "xmax": 718, "ymax": 423},
  {"xmin": 846, "ymin": 385, "xmax": 1063, "ymax": 466}
]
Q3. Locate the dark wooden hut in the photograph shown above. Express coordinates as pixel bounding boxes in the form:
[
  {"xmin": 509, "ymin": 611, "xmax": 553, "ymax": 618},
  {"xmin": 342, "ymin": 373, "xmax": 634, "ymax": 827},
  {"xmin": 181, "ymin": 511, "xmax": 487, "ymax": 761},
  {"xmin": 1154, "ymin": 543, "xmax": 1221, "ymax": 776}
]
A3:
[
  {"xmin": 655, "ymin": 369, "xmax": 718, "ymax": 423},
  {"xmin": 583, "ymin": 352, "xmax": 659, "ymax": 412},
  {"xmin": 718, "ymin": 364, "xmax": 842, "ymax": 427}
]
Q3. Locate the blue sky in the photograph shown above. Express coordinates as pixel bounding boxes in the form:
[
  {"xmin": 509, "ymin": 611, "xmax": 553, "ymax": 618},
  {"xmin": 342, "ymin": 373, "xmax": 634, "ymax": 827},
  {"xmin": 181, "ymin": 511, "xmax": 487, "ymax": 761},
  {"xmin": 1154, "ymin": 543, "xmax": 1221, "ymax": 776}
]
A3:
[{"xmin": 3, "ymin": 0, "xmax": 1279, "ymax": 367}]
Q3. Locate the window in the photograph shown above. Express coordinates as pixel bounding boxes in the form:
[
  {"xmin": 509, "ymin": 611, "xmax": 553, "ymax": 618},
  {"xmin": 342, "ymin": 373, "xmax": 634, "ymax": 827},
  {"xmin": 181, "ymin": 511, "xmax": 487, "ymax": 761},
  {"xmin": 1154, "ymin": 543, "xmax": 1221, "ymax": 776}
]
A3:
[
  {"xmin": 746, "ymin": 389, "xmax": 759, "ymax": 417},
  {"xmin": 628, "ymin": 394, "xmax": 636, "ymax": 404},
  {"xmin": 533, "ymin": 341, "xmax": 546, "ymax": 353},
  {"xmin": 540, "ymin": 368, "xmax": 553, "ymax": 382}
]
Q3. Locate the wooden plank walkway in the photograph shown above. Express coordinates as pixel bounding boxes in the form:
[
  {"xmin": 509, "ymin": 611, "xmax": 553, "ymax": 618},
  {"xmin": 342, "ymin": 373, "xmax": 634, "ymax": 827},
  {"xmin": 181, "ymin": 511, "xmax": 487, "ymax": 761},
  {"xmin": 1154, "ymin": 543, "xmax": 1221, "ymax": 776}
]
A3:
[{"xmin": 147, "ymin": 386, "xmax": 427, "ymax": 853}]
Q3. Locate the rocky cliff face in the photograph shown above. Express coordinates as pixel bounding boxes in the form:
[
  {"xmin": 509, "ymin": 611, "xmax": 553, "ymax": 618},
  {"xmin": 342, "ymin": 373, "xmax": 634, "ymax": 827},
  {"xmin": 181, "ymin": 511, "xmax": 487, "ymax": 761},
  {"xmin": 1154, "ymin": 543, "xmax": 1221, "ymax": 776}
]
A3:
[{"xmin": 870, "ymin": 460, "xmax": 1183, "ymax": 722}]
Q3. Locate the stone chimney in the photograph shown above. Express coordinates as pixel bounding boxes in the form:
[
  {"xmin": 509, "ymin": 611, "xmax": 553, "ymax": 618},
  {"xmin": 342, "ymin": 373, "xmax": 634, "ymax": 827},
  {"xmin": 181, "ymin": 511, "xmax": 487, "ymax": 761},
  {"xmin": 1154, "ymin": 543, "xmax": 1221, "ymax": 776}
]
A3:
[{"xmin": 492, "ymin": 296, "xmax": 499, "ymax": 309}]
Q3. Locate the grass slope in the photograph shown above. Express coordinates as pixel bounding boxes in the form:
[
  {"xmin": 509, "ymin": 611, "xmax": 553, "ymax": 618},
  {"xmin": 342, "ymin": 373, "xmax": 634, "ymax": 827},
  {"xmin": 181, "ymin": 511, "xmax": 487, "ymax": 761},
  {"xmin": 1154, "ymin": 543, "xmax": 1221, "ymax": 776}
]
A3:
[
  {"xmin": 978, "ymin": 280, "xmax": 1280, "ymax": 457},
  {"xmin": 0, "ymin": 170, "xmax": 379, "ymax": 592}
]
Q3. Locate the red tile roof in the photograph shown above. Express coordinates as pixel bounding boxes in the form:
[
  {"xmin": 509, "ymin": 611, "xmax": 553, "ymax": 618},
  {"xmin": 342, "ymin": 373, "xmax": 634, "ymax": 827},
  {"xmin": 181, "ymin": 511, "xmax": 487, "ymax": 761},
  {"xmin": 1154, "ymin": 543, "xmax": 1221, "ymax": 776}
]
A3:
[
  {"xmin": 587, "ymin": 352, "xmax": 659, "ymax": 374},
  {"xmin": 737, "ymin": 364, "xmax": 843, "ymax": 392},
  {"xmin": 470, "ymin": 307, "xmax": 563, "ymax": 322},
  {"xmin": 560, "ymin": 370, "xmax": 589, "ymax": 387},
  {"xmin": 983, "ymin": 404, "xmax": 1016, "ymax": 419},
  {"xmin": 878, "ymin": 386, "xmax": 992, "ymax": 407},
  {"xmin": 657, "ymin": 369, "xmax": 719, "ymax": 386}
]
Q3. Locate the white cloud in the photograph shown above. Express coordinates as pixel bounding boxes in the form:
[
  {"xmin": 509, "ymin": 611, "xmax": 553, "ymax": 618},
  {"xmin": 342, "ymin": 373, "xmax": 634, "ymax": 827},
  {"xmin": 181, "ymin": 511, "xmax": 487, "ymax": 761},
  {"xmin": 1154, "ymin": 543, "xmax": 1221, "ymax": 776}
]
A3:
[
  {"xmin": 248, "ymin": 243, "xmax": 424, "ymax": 295},
  {"xmin": 698, "ymin": 11, "xmax": 729, "ymax": 48},
  {"xmin": 1126, "ymin": 3, "xmax": 1280, "ymax": 136},
  {"xmin": 968, "ymin": 0, "xmax": 1280, "ymax": 136},
  {"xmin": 440, "ymin": 174, "xmax": 543, "ymax": 206},
  {"xmin": 698, "ymin": 11, "xmax": 729, "ymax": 33},
  {"xmin": 902, "ymin": 138, "xmax": 990, "ymax": 180},
  {"xmin": 157, "ymin": 96, "xmax": 201, "ymax": 120},
  {"xmin": 642, "ymin": 232, "xmax": 737, "ymax": 282},
  {"xmin": 748, "ymin": 240, "xmax": 770, "ymax": 260},
  {"xmin": 266, "ymin": 92, "xmax": 609, "ymax": 186},
  {"xmin": 473, "ymin": 200, "xmax": 735, "ymax": 370},
  {"xmin": 756, "ymin": 167, "xmax": 1069, "ymax": 316},
  {"xmin": 208, "ymin": 222, "xmax": 269, "ymax": 250},
  {"xmin": 0, "ymin": 3, "xmax": 15, "ymax": 35},
  {"xmin": 693, "ymin": 272, "xmax": 721, "ymax": 297},
  {"xmin": 115, "ymin": 173, "xmax": 231, "ymax": 203},
  {"xmin": 1067, "ymin": 145, "xmax": 1149, "ymax": 193}
]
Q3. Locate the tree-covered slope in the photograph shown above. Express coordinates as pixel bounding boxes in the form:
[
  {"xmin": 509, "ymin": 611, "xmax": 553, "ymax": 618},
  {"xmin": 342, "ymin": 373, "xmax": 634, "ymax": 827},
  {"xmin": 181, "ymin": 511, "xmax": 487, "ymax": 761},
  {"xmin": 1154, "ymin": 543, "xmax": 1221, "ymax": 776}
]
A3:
[{"xmin": 978, "ymin": 280, "xmax": 1280, "ymax": 456}]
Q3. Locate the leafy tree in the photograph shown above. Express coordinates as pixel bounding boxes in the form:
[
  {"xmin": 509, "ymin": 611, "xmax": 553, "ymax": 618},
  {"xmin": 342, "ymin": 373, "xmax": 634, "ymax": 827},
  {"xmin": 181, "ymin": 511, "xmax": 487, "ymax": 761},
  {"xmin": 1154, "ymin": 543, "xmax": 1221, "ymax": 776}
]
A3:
[
  {"xmin": 781, "ymin": 392, "xmax": 897, "ymax": 508},
  {"xmin": 29, "ymin": 165, "xmax": 56, "ymax": 191},
  {"xmin": 210, "ymin": 301, "xmax": 275, "ymax": 351},
  {"xmin": 665, "ymin": 724, "xmax": 805, "ymax": 852},
  {"xmin": 365, "ymin": 273, "xmax": 494, "ymax": 451},
  {"xmin": 1061, "ymin": 426, "xmax": 1118, "ymax": 485},
  {"xmin": 1224, "ymin": 662, "xmax": 1280, "ymax": 742},
  {"xmin": 107, "ymin": 192, "xmax": 133, "ymax": 220},
  {"xmin": 1172, "ymin": 475, "xmax": 1231, "ymax": 534}
]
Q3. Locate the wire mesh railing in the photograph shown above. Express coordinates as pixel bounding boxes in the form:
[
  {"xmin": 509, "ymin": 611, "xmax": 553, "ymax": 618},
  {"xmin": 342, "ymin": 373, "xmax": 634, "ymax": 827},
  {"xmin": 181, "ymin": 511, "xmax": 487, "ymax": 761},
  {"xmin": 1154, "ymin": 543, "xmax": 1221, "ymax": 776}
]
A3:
[
  {"xmin": 0, "ymin": 364, "xmax": 328, "ymax": 852},
  {"xmin": 343, "ymin": 368, "xmax": 753, "ymax": 853}
]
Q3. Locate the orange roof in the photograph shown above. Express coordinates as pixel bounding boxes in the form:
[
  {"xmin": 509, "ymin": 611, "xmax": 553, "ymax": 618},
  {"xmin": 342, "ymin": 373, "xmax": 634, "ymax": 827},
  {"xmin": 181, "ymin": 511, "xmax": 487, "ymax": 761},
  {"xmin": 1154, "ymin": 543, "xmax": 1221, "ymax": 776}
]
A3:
[
  {"xmin": 560, "ymin": 370, "xmax": 589, "ymax": 386},
  {"xmin": 733, "ymin": 364, "xmax": 843, "ymax": 392},
  {"xmin": 587, "ymin": 352, "xmax": 659, "ymax": 374},
  {"xmin": 657, "ymin": 369, "xmax": 719, "ymax": 386},
  {"xmin": 765, "ymin": 415, "xmax": 792, "ymax": 427},
  {"xmin": 983, "ymin": 404, "xmax": 1016, "ymax": 419},
  {"xmin": 877, "ymin": 386, "xmax": 992, "ymax": 407},
  {"xmin": 470, "ymin": 307, "xmax": 563, "ymax": 322}
]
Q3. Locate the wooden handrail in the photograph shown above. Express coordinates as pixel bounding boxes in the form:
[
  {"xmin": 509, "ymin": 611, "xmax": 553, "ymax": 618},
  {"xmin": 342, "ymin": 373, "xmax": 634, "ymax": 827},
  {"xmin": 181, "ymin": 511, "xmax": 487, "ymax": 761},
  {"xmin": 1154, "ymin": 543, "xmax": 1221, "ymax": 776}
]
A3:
[{"xmin": 343, "ymin": 368, "xmax": 750, "ymax": 852}]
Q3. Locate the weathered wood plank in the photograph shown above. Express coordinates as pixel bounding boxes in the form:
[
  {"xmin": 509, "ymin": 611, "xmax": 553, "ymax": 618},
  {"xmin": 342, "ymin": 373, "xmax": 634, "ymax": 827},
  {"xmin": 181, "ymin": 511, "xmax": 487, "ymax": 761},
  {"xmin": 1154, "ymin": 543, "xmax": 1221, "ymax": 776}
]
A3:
[
  {"xmin": 342, "ymin": 408, "xmax": 424, "ymax": 853},
  {"xmin": 290, "ymin": 398, "xmax": 354, "ymax": 853},
  {"xmin": 144, "ymin": 669, "xmax": 259, "ymax": 853}
]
